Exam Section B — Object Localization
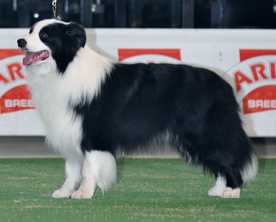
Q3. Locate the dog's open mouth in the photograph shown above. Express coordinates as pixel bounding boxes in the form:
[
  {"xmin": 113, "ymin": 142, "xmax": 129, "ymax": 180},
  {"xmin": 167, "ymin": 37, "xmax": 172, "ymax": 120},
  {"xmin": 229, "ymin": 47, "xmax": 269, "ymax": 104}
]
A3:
[{"xmin": 23, "ymin": 50, "xmax": 50, "ymax": 66}]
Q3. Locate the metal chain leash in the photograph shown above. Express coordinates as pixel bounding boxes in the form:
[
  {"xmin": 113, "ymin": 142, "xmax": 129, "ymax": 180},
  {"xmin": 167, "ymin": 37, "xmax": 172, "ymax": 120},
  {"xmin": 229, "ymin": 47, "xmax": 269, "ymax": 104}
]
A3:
[{"xmin": 52, "ymin": 0, "xmax": 58, "ymax": 18}]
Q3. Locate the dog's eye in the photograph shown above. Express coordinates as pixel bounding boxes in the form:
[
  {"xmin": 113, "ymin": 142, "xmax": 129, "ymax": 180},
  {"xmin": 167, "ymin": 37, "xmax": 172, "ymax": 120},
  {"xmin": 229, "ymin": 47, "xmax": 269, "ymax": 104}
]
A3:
[{"xmin": 40, "ymin": 32, "xmax": 49, "ymax": 40}]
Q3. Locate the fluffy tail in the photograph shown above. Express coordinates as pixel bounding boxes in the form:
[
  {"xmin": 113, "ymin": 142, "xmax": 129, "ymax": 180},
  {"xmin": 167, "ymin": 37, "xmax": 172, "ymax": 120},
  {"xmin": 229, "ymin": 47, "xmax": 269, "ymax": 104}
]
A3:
[{"xmin": 241, "ymin": 154, "xmax": 258, "ymax": 184}]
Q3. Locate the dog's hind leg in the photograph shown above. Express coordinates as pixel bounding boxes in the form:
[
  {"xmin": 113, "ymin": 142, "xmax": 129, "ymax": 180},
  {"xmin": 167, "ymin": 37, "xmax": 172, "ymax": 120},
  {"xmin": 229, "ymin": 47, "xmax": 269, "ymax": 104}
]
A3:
[
  {"xmin": 203, "ymin": 149, "xmax": 246, "ymax": 199},
  {"xmin": 71, "ymin": 150, "xmax": 117, "ymax": 199},
  {"xmin": 222, "ymin": 169, "xmax": 243, "ymax": 198},
  {"xmin": 207, "ymin": 166, "xmax": 242, "ymax": 198},
  {"xmin": 52, "ymin": 158, "xmax": 82, "ymax": 198},
  {"xmin": 222, "ymin": 154, "xmax": 257, "ymax": 198},
  {"xmin": 203, "ymin": 94, "xmax": 257, "ymax": 198},
  {"xmin": 208, "ymin": 174, "xmax": 227, "ymax": 197}
]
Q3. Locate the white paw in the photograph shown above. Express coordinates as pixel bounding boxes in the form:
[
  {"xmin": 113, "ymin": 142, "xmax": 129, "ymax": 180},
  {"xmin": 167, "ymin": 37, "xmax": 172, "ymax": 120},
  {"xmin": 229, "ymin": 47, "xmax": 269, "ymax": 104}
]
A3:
[
  {"xmin": 208, "ymin": 186, "xmax": 224, "ymax": 197},
  {"xmin": 52, "ymin": 188, "xmax": 72, "ymax": 198},
  {"xmin": 70, "ymin": 189, "xmax": 94, "ymax": 199},
  {"xmin": 222, "ymin": 187, "xmax": 241, "ymax": 198}
]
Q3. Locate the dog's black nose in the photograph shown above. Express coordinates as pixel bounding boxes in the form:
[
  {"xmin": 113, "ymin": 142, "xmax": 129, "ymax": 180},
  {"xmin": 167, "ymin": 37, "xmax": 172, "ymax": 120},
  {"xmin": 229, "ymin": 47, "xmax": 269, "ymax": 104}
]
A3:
[{"xmin": 17, "ymin": 39, "xmax": 27, "ymax": 49}]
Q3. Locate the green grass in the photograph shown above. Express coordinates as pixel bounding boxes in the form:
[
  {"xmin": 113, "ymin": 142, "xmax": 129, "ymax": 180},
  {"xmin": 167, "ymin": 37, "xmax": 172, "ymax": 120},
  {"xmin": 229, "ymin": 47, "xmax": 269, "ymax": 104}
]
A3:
[{"xmin": 0, "ymin": 158, "xmax": 275, "ymax": 222}]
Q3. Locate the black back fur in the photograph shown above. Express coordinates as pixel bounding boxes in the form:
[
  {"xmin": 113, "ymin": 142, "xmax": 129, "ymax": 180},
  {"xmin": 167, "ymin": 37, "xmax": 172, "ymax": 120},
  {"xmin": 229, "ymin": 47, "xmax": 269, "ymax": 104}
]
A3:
[{"xmin": 74, "ymin": 63, "xmax": 254, "ymax": 188}]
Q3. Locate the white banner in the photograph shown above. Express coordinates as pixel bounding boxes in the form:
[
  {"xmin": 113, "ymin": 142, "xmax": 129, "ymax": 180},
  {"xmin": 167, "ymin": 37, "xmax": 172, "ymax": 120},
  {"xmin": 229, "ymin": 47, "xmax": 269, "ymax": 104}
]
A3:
[{"xmin": 0, "ymin": 29, "xmax": 276, "ymax": 136}]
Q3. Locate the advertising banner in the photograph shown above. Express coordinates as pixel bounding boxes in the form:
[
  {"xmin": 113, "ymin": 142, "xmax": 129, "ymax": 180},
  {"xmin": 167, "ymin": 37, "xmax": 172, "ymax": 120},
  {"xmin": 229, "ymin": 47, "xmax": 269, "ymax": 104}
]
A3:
[
  {"xmin": 0, "ymin": 47, "xmax": 45, "ymax": 135},
  {"xmin": 228, "ymin": 49, "xmax": 276, "ymax": 136},
  {"xmin": 0, "ymin": 29, "xmax": 276, "ymax": 136}
]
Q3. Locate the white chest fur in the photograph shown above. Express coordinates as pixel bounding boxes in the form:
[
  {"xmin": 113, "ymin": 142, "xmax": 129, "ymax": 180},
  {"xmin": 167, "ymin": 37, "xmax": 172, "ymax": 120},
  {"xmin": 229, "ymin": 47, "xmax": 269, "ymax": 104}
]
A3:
[
  {"xmin": 27, "ymin": 70, "xmax": 83, "ymax": 159},
  {"xmin": 26, "ymin": 47, "xmax": 113, "ymax": 159}
]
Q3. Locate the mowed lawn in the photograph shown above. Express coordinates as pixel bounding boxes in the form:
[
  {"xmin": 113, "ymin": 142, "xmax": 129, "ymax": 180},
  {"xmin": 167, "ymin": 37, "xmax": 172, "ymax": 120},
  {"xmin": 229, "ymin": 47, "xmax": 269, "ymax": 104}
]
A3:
[{"xmin": 0, "ymin": 158, "xmax": 275, "ymax": 222}]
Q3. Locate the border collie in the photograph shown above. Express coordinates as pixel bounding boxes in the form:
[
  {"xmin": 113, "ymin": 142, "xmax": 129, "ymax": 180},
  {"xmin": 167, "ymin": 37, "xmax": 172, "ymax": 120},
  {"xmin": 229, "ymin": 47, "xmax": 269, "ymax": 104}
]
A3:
[{"xmin": 17, "ymin": 19, "xmax": 257, "ymax": 199}]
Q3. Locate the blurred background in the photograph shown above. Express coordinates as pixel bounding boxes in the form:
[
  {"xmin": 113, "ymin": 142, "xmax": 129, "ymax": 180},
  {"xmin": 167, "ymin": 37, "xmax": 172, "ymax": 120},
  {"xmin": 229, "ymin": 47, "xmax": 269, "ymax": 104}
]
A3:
[
  {"xmin": 0, "ymin": 0, "xmax": 275, "ymax": 29},
  {"xmin": 0, "ymin": 0, "xmax": 275, "ymax": 158}
]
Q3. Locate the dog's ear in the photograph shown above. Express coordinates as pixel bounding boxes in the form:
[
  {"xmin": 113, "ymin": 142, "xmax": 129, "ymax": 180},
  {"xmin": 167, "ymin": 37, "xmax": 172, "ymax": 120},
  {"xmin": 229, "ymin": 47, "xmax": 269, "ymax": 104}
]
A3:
[{"xmin": 65, "ymin": 22, "xmax": 86, "ymax": 48}]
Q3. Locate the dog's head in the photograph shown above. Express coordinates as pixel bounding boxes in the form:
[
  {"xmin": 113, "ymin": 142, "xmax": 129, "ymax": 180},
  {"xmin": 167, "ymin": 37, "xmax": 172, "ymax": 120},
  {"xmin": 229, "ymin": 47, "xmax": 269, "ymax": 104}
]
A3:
[{"xmin": 17, "ymin": 19, "xmax": 86, "ymax": 73}]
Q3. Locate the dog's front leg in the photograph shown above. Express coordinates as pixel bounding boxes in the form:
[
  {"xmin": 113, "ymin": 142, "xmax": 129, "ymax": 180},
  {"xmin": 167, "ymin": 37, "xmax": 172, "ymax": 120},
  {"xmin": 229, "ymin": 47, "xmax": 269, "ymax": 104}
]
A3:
[
  {"xmin": 52, "ymin": 158, "xmax": 82, "ymax": 198},
  {"xmin": 71, "ymin": 150, "xmax": 117, "ymax": 199}
]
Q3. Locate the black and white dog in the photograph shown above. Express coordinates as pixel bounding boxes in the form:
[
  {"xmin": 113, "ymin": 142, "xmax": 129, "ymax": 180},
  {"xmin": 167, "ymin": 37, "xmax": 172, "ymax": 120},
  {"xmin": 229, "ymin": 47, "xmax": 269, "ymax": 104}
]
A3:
[{"xmin": 17, "ymin": 19, "xmax": 257, "ymax": 199}]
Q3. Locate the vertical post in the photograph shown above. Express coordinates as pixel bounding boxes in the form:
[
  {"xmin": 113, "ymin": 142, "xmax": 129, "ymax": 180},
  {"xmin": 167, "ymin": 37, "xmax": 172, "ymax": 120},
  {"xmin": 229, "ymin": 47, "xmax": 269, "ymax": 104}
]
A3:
[
  {"xmin": 80, "ymin": 0, "xmax": 93, "ymax": 27},
  {"xmin": 17, "ymin": 0, "xmax": 31, "ymax": 27},
  {"xmin": 182, "ymin": 0, "xmax": 194, "ymax": 28},
  {"xmin": 171, "ymin": 0, "xmax": 182, "ymax": 28},
  {"xmin": 12, "ymin": 0, "xmax": 17, "ymax": 11},
  {"xmin": 128, "ymin": 0, "xmax": 143, "ymax": 27},
  {"xmin": 114, "ymin": 0, "xmax": 127, "ymax": 27}
]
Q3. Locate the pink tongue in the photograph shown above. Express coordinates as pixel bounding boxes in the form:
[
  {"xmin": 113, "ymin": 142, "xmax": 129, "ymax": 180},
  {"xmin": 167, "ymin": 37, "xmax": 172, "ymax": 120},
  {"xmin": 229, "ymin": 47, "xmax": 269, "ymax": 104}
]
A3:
[{"xmin": 23, "ymin": 50, "xmax": 49, "ymax": 66}]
